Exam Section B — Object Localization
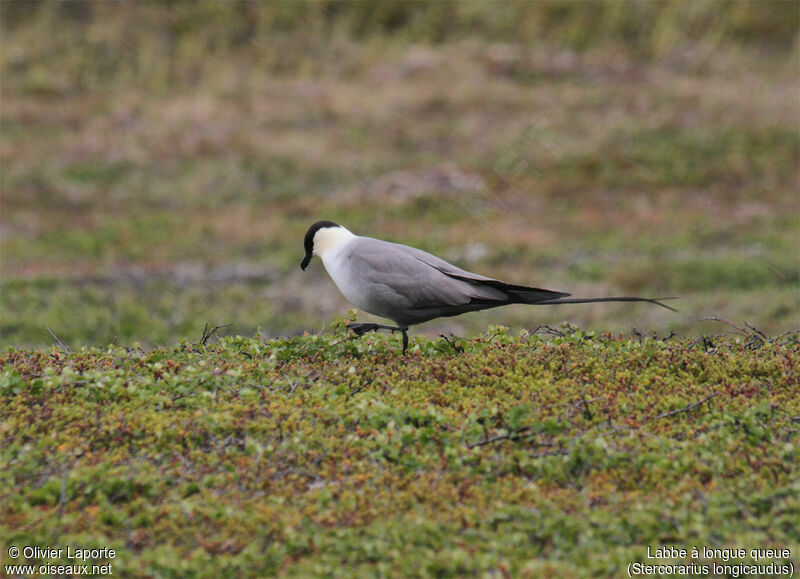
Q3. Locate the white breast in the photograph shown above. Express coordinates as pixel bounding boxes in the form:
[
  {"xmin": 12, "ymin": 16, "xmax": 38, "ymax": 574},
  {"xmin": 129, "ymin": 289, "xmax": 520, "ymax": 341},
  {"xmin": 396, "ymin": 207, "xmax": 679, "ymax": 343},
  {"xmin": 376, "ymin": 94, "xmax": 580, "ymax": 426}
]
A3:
[{"xmin": 321, "ymin": 242, "xmax": 372, "ymax": 310}]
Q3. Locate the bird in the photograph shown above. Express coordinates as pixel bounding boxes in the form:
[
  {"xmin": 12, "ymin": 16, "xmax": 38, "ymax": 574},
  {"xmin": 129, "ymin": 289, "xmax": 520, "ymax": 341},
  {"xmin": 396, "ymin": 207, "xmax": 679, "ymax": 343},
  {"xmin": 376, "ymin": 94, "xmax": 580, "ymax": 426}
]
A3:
[{"xmin": 300, "ymin": 220, "xmax": 675, "ymax": 353}]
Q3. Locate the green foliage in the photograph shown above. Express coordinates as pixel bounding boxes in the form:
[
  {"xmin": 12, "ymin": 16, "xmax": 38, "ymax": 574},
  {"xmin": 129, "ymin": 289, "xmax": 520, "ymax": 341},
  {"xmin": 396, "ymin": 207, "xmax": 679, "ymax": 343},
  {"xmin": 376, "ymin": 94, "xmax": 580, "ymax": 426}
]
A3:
[{"xmin": 1, "ymin": 331, "xmax": 798, "ymax": 576}]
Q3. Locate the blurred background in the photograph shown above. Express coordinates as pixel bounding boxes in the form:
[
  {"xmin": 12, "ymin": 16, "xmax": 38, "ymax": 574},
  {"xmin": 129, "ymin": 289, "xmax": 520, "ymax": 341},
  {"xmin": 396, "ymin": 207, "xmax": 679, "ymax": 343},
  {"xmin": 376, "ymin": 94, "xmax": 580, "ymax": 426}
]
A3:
[{"xmin": 1, "ymin": 1, "xmax": 798, "ymax": 348}]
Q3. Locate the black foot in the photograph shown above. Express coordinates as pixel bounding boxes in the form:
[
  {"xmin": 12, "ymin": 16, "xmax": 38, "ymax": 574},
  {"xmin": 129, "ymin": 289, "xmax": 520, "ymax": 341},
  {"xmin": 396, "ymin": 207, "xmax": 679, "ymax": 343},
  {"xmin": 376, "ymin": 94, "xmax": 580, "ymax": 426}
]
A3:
[
  {"xmin": 346, "ymin": 322, "xmax": 410, "ymax": 354},
  {"xmin": 346, "ymin": 322, "xmax": 391, "ymax": 336}
]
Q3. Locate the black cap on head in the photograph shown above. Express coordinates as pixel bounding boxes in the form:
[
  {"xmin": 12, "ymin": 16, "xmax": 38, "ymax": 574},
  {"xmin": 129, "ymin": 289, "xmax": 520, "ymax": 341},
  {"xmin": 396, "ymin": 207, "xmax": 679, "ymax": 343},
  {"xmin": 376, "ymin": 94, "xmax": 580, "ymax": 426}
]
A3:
[{"xmin": 300, "ymin": 220, "xmax": 340, "ymax": 270}]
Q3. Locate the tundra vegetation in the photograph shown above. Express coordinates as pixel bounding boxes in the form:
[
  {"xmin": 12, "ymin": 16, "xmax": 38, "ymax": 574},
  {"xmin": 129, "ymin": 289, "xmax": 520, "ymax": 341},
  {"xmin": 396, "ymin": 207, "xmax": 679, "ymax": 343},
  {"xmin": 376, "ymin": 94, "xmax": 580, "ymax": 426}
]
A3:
[
  {"xmin": 1, "ymin": 2, "xmax": 798, "ymax": 576},
  {"xmin": 1, "ymin": 325, "xmax": 798, "ymax": 576}
]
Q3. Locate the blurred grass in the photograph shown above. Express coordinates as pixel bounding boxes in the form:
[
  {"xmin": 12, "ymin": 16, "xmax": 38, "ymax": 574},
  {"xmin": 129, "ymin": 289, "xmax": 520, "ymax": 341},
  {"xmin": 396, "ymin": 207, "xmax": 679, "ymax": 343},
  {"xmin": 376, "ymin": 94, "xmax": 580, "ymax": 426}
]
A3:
[
  {"xmin": 2, "ymin": 2, "xmax": 797, "ymax": 84},
  {"xmin": 1, "ymin": 1, "xmax": 798, "ymax": 346}
]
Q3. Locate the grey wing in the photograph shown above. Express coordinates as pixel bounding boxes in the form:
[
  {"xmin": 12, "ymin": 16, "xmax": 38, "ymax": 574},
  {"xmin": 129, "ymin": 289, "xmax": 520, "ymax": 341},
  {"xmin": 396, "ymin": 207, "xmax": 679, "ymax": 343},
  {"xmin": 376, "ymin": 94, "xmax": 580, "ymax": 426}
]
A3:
[
  {"xmin": 346, "ymin": 238, "xmax": 507, "ymax": 309},
  {"xmin": 378, "ymin": 239, "xmax": 569, "ymax": 302},
  {"xmin": 347, "ymin": 238, "xmax": 568, "ymax": 325}
]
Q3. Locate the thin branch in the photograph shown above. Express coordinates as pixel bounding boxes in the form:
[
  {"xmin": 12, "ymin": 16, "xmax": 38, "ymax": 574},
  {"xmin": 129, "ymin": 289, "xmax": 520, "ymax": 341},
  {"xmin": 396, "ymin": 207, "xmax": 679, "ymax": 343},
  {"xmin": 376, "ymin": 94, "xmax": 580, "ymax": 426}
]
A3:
[
  {"xmin": 631, "ymin": 327, "xmax": 653, "ymax": 342},
  {"xmin": 170, "ymin": 379, "xmax": 205, "ymax": 403},
  {"xmin": 531, "ymin": 447, "xmax": 569, "ymax": 458},
  {"xmin": 743, "ymin": 322, "xmax": 768, "ymax": 341},
  {"xmin": 348, "ymin": 378, "xmax": 373, "ymax": 397},
  {"xmin": 439, "ymin": 334, "xmax": 465, "ymax": 353},
  {"xmin": 201, "ymin": 323, "xmax": 230, "ymax": 346},
  {"xmin": 467, "ymin": 426, "xmax": 534, "ymax": 448},
  {"xmin": 700, "ymin": 315, "xmax": 749, "ymax": 335},
  {"xmin": 530, "ymin": 324, "xmax": 565, "ymax": 337},
  {"xmin": 45, "ymin": 324, "xmax": 71, "ymax": 353},
  {"xmin": 577, "ymin": 389, "xmax": 598, "ymax": 421},
  {"xmin": 654, "ymin": 393, "xmax": 719, "ymax": 420},
  {"xmin": 699, "ymin": 316, "xmax": 768, "ymax": 348}
]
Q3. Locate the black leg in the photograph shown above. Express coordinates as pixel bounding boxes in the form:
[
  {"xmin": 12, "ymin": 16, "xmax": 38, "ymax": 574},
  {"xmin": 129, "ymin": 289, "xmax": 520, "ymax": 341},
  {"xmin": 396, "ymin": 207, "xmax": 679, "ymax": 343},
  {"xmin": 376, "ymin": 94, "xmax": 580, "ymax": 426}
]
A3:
[
  {"xmin": 346, "ymin": 322, "xmax": 401, "ymax": 336},
  {"xmin": 346, "ymin": 322, "xmax": 410, "ymax": 354},
  {"xmin": 346, "ymin": 322, "xmax": 379, "ymax": 336}
]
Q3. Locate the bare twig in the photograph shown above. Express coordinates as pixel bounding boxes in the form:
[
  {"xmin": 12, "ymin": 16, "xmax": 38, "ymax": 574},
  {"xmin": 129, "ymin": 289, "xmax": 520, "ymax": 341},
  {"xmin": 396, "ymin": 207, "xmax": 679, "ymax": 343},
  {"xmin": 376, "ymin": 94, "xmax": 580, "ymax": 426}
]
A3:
[
  {"xmin": 530, "ymin": 324, "xmax": 565, "ymax": 337},
  {"xmin": 631, "ymin": 327, "xmax": 653, "ymax": 342},
  {"xmin": 45, "ymin": 324, "xmax": 71, "ymax": 353},
  {"xmin": 170, "ymin": 379, "xmax": 205, "ymax": 403},
  {"xmin": 743, "ymin": 322, "xmax": 768, "ymax": 341},
  {"xmin": 701, "ymin": 316, "xmax": 769, "ymax": 349},
  {"xmin": 348, "ymin": 377, "xmax": 373, "ymax": 397},
  {"xmin": 598, "ymin": 424, "xmax": 631, "ymax": 438},
  {"xmin": 700, "ymin": 316, "xmax": 748, "ymax": 335},
  {"xmin": 439, "ymin": 334, "xmax": 465, "ymax": 353},
  {"xmin": 577, "ymin": 389, "xmax": 596, "ymax": 421},
  {"xmin": 201, "ymin": 323, "xmax": 230, "ymax": 346},
  {"xmin": 654, "ymin": 393, "xmax": 719, "ymax": 420},
  {"xmin": 531, "ymin": 447, "xmax": 569, "ymax": 458},
  {"xmin": 467, "ymin": 426, "xmax": 534, "ymax": 448}
]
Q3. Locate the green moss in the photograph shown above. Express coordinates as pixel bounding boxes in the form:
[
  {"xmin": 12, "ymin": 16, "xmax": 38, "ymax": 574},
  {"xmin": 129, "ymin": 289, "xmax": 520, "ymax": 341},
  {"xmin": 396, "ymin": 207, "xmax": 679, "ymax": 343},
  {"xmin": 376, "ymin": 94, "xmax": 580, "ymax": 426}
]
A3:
[{"xmin": 1, "ymin": 331, "xmax": 797, "ymax": 575}]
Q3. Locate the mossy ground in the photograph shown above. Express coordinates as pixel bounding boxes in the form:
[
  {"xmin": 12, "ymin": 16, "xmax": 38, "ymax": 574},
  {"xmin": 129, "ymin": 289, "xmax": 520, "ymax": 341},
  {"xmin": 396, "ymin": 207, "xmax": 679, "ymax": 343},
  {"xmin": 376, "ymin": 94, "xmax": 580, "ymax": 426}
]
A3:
[{"xmin": 1, "ymin": 326, "xmax": 798, "ymax": 577}]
